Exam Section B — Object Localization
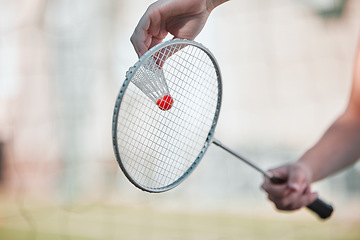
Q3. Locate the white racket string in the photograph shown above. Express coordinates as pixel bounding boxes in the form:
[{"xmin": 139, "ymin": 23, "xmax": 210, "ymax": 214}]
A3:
[{"xmin": 114, "ymin": 41, "xmax": 221, "ymax": 191}]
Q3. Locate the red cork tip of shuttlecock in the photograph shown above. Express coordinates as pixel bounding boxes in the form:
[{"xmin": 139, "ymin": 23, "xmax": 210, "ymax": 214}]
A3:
[{"xmin": 156, "ymin": 95, "xmax": 174, "ymax": 111}]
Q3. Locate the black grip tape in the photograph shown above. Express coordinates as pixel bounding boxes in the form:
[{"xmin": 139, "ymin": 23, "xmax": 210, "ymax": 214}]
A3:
[{"xmin": 307, "ymin": 198, "xmax": 334, "ymax": 219}]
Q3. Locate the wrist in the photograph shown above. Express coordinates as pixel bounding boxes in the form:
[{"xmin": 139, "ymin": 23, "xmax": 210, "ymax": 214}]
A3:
[{"xmin": 296, "ymin": 158, "xmax": 315, "ymax": 183}]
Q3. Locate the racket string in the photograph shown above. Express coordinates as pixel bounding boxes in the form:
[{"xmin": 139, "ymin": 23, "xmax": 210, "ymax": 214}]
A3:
[{"xmin": 116, "ymin": 43, "xmax": 221, "ymax": 190}]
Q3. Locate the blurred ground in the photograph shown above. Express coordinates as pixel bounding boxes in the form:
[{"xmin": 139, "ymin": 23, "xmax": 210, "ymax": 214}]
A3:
[{"xmin": 1, "ymin": 198, "xmax": 360, "ymax": 240}]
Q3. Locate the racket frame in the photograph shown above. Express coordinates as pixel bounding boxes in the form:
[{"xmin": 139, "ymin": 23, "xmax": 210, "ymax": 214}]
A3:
[{"xmin": 112, "ymin": 39, "xmax": 222, "ymax": 192}]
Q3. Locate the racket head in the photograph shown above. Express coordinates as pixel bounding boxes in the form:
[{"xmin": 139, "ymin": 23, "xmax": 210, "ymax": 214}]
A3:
[{"xmin": 112, "ymin": 39, "xmax": 222, "ymax": 192}]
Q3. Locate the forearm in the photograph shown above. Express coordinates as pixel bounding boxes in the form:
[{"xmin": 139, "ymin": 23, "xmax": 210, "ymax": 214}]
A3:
[{"xmin": 298, "ymin": 110, "xmax": 360, "ymax": 182}]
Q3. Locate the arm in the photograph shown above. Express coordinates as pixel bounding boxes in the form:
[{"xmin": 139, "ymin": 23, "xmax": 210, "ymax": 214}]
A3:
[
  {"xmin": 299, "ymin": 43, "xmax": 360, "ymax": 182},
  {"xmin": 130, "ymin": 0, "xmax": 229, "ymax": 57},
  {"xmin": 262, "ymin": 38, "xmax": 360, "ymax": 211}
]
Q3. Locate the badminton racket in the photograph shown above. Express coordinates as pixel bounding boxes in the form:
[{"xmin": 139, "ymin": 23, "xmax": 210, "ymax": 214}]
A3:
[{"xmin": 112, "ymin": 39, "xmax": 333, "ymax": 219}]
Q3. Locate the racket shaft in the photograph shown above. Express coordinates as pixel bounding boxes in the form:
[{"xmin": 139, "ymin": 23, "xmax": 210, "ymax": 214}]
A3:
[
  {"xmin": 212, "ymin": 139, "xmax": 333, "ymax": 219},
  {"xmin": 212, "ymin": 139, "xmax": 269, "ymax": 177}
]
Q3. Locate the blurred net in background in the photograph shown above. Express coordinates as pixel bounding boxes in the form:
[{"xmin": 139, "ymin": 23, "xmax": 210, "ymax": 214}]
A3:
[{"xmin": 0, "ymin": 0, "xmax": 359, "ymax": 239}]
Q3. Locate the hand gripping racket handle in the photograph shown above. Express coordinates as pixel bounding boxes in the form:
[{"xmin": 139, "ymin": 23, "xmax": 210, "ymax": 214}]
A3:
[
  {"xmin": 212, "ymin": 139, "xmax": 334, "ymax": 220},
  {"xmin": 270, "ymin": 176, "xmax": 334, "ymax": 219}
]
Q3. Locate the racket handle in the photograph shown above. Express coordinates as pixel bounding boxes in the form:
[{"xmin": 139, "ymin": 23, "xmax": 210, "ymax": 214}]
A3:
[
  {"xmin": 270, "ymin": 176, "xmax": 333, "ymax": 219},
  {"xmin": 307, "ymin": 198, "xmax": 334, "ymax": 219}
]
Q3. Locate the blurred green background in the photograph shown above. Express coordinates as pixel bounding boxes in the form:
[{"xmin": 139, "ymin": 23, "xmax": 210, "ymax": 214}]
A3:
[{"xmin": 0, "ymin": 0, "xmax": 359, "ymax": 239}]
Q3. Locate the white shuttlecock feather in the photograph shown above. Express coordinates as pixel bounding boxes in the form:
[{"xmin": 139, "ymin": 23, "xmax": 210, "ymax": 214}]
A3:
[{"xmin": 131, "ymin": 57, "xmax": 174, "ymax": 111}]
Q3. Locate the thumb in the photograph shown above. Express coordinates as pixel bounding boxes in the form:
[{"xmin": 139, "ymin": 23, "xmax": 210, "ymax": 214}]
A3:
[{"xmin": 287, "ymin": 163, "xmax": 307, "ymax": 192}]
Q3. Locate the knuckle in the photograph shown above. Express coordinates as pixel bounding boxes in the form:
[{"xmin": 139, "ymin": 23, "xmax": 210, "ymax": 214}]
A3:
[
  {"xmin": 275, "ymin": 202, "xmax": 287, "ymax": 210},
  {"xmin": 272, "ymin": 198, "xmax": 287, "ymax": 210},
  {"xmin": 278, "ymin": 199, "xmax": 288, "ymax": 209},
  {"xmin": 146, "ymin": 2, "xmax": 157, "ymax": 15},
  {"xmin": 267, "ymin": 194, "xmax": 274, "ymax": 202},
  {"xmin": 287, "ymin": 203, "xmax": 299, "ymax": 210},
  {"xmin": 303, "ymin": 195, "xmax": 315, "ymax": 206}
]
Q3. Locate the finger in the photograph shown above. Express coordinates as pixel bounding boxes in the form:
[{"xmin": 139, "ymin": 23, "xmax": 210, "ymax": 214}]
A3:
[
  {"xmin": 130, "ymin": 9, "xmax": 153, "ymax": 57},
  {"xmin": 287, "ymin": 192, "xmax": 318, "ymax": 210},
  {"xmin": 153, "ymin": 42, "xmax": 187, "ymax": 68},
  {"xmin": 264, "ymin": 167, "xmax": 291, "ymax": 187},
  {"xmin": 271, "ymin": 191, "xmax": 318, "ymax": 211},
  {"xmin": 149, "ymin": 37, "xmax": 164, "ymax": 51},
  {"xmin": 130, "ymin": 33, "xmax": 146, "ymax": 57},
  {"xmin": 131, "ymin": 18, "xmax": 153, "ymax": 57},
  {"xmin": 267, "ymin": 166, "xmax": 291, "ymax": 180},
  {"xmin": 287, "ymin": 164, "xmax": 309, "ymax": 192},
  {"xmin": 262, "ymin": 177, "xmax": 291, "ymax": 198},
  {"xmin": 298, "ymin": 192, "xmax": 318, "ymax": 208},
  {"xmin": 266, "ymin": 189, "xmax": 300, "ymax": 210}
]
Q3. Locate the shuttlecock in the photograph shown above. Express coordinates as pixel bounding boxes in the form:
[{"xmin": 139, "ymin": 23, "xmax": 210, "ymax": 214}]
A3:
[{"xmin": 131, "ymin": 56, "xmax": 174, "ymax": 111}]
